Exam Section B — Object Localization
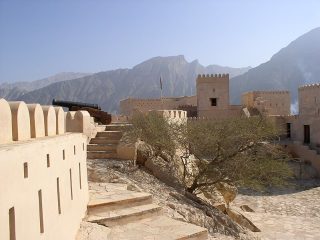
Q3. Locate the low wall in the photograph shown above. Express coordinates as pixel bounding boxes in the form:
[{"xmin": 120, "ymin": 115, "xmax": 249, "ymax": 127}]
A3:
[
  {"xmin": 0, "ymin": 98, "xmax": 89, "ymax": 240},
  {"xmin": 286, "ymin": 142, "xmax": 320, "ymax": 176},
  {"xmin": 151, "ymin": 110, "xmax": 187, "ymax": 124}
]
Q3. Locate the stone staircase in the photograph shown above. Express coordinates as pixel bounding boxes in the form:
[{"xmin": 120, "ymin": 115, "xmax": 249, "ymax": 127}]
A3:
[
  {"xmin": 87, "ymin": 123, "xmax": 129, "ymax": 160},
  {"xmin": 84, "ymin": 183, "xmax": 208, "ymax": 240}
]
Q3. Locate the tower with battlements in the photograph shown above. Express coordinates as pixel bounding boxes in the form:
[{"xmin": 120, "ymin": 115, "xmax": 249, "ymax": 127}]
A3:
[{"xmin": 196, "ymin": 74, "xmax": 241, "ymax": 118}]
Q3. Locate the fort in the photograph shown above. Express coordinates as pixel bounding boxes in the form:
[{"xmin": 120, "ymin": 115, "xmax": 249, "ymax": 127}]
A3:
[
  {"xmin": 1, "ymin": 73, "xmax": 319, "ymax": 240},
  {"xmin": 119, "ymin": 74, "xmax": 320, "ymax": 176}
]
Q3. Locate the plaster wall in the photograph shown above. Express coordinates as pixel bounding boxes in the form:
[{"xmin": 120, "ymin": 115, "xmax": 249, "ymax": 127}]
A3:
[
  {"xmin": 0, "ymin": 134, "xmax": 88, "ymax": 240},
  {"xmin": 0, "ymin": 98, "xmax": 12, "ymax": 144},
  {"xmin": 42, "ymin": 106, "xmax": 57, "ymax": 137},
  {"xmin": 197, "ymin": 74, "xmax": 230, "ymax": 114},
  {"xmin": 9, "ymin": 101, "xmax": 31, "ymax": 141},
  {"xmin": 0, "ymin": 99, "xmax": 90, "ymax": 240},
  {"xmin": 27, "ymin": 104, "xmax": 45, "ymax": 138},
  {"xmin": 242, "ymin": 91, "xmax": 291, "ymax": 116},
  {"xmin": 299, "ymin": 84, "xmax": 320, "ymax": 116},
  {"xmin": 120, "ymin": 96, "xmax": 196, "ymax": 116},
  {"xmin": 283, "ymin": 115, "xmax": 320, "ymax": 149},
  {"xmin": 54, "ymin": 107, "xmax": 65, "ymax": 135},
  {"xmin": 66, "ymin": 111, "xmax": 95, "ymax": 140}
]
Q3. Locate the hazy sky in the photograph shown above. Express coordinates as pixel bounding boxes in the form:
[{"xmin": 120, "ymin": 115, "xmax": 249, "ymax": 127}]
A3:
[{"xmin": 0, "ymin": 0, "xmax": 320, "ymax": 83}]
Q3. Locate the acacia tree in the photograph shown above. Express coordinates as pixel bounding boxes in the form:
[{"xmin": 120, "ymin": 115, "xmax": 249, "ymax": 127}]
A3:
[
  {"xmin": 125, "ymin": 111, "xmax": 177, "ymax": 159},
  {"xmin": 176, "ymin": 117, "xmax": 292, "ymax": 193},
  {"xmin": 126, "ymin": 112, "xmax": 293, "ymax": 194}
]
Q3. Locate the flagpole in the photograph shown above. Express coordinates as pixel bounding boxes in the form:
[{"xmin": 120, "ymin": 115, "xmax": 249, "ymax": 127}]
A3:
[{"xmin": 160, "ymin": 75, "xmax": 163, "ymax": 110}]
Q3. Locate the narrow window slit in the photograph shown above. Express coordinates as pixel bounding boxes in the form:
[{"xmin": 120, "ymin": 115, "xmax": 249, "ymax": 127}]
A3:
[
  {"xmin": 74, "ymin": 145, "xmax": 76, "ymax": 155},
  {"xmin": 79, "ymin": 163, "xmax": 82, "ymax": 189},
  {"xmin": 23, "ymin": 162, "xmax": 28, "ymax": 178},
  {"xmin": 9, "ymin": 207, "xmax": 16, "ymax": 240},
  {"xmin": 38, "ymin": 190, "xmax": 44, "ymax": 233},
  {"xmin": 46, "ymin": 154, "xmax": 50, "ymax": 168},
  {"xmin": 57, "ymin": 178, "xmax": 61, "ymax": 214},
  {"xmin": 69, "ymin": 169, "xmax": 73, "ymax": 200},
  {"xmin": 63, "ymin": 150, "xmax": 65, "ymax": 160}
]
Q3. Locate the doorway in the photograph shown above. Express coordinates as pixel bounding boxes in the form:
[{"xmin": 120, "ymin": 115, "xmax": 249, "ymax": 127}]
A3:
[{"xmin": 304, "ymin": 125, "xmax": 310, "ymax": 144}]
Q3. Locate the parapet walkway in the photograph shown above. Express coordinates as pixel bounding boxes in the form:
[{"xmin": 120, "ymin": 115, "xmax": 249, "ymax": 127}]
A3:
[{"xmin": 79, "ymin": 182, "xmax": 208, "ymax": 239}]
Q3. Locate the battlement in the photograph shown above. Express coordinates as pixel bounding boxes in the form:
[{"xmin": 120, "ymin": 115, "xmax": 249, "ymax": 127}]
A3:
[
  {"xmin": 0, "ymin": 98, "xmax": 89, "ymax": 240},
  {"xmin": 243, "ymin": 90, "xmax": 290, "ymax": 95},
  {"xmin": 299, "ymin": 83, "xmax": 320, "ymax": 90},
  {"xmin": 197, "ymin": 73, "xmax": 229, "ymax": 79},
  {"xmin": 121, "ymin": 95, "xmax": 196, "ymax": 102}
]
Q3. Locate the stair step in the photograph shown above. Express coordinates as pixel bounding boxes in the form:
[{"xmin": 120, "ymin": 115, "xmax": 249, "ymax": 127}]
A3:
[
  {"xmin": 88, "ymin": 203, "xmax": 161, "ymax": 226},
  {"xmin": 106, "ymin": 124, "xmax": 131, "ymax": 131},
  {"xmin": 107, "ymin": 215, "xmax": 208, "ymax": 240},
  {"xmin": 88, "ymin": 191, "xmax": 153, "ymax": 214},
  {"xmin": 110, "ymin": 122, "xmax": 130, "ymax": 125},
  {"xmin": 87, "ymin": 151, "xmax": 117, "ymax": 159},
  {"xmin": 88, "ymin": 144, "xmax": 117, "ymax": 151},
  {"xmin": 96, "ymin": 131, "xmax": 123, "ymax": 138},
  {"xmin": 90, "ymin": 138, "xmax": 120, "ymax": 144},
  {"xmin": 104, "ymin": 183, "xmax": 128, "ymax": 191}
]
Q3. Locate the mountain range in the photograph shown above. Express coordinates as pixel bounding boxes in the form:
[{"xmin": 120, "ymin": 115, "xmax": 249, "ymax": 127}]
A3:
[
  {"xmin": 0, "ymin": 56, "xmax": 250, "ymax": 112},
  {"xmin": 230, "ymin": 27, "xmax": 320, "ymax": 104},
  {"xmin": 1, "ymin": 27, "xmax": 319, "ymax": 113}
]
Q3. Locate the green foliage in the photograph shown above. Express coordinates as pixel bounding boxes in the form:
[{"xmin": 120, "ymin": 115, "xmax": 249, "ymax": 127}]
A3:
[
  {"xmin": 125, "ymin": 111, "xmax": 176, "ymax": 158},
  {"xmin": 126, "ymin": 113, "xmax": 293, "ymax": 193}
]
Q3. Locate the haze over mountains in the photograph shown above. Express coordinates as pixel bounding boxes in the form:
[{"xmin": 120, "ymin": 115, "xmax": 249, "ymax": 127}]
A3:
[
  {"xmin": 0, "ymin": 72, "xmax": 91, "ymax": 100},
  {"xmin": 230, "ymin": 27, "xmax": 320, "ymax": 105},
  {"xmin": 1, "ymin": 27, "xmax": 319, "ymax": 113},
  {"xmin": 0, "ymin": 56, "xmax": 250, "ymax": 112}
]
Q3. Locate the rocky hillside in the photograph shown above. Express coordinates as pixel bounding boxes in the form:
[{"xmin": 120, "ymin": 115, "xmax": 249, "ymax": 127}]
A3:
[
  {"xmin": 4, "ymin": 56, "xmax": 250, "ymax": 112},
  {"xmin": 230, "ymin": 27, "xmax": 320, "ymax": 104}
]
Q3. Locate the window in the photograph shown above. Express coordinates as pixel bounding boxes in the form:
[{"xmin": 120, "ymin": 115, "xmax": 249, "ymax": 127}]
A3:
[
  {"xmin": 9, "ymin": 207, "xmax": 16, "ymax": 240},
  {"xmin": 210, "ymin": 98, "xmax": 217, "ymax": 106},
  {"xmin": 304, "ymin": 125, "xmax": 310, "ymax": 144},
  {"xmin": 286, "ymin": 123, "xmax": 291, "ymax": 138}
]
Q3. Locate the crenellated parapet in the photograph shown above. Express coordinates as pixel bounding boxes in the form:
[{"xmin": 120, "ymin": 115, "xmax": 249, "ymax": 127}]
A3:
[
  {"xmin": 243, "ymin": 90, "xmax": 290, "ymax": 95},
  {"xmin": 0, "ymin": 98, "xmax": 89, "ymax": 240},
  {"xmin": 197, "ymin": 73, "xmax": 229, "ymax": 78},
  {"xmin": 0, "ymin": 98, "xmax": 77, "ymax": 144},
  {"xmin": 0, "ymin": 98, "xmax": 98, "ymax": 145},
  {"xmin": 299, "ymin": 83, "xmax": 320, "ymax": 90}
]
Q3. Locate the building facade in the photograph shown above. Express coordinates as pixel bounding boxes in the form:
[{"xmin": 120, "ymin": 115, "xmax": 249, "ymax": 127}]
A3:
[
  {"xmin": 196, "ymin": 74, "xmax": 242, "ymax": 119},
  {"xmin": 120, "ymin": 95, "xmax": 197, "ymax": 116},
  {"xmin": 241, "ymin": 91, "xmax": 291, "ymax": 116}
]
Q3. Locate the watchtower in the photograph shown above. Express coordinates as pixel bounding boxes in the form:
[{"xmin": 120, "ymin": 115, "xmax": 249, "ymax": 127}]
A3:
[{"xmin": 196, "ymin": 74, "xmax": 230, "ymax": 117}]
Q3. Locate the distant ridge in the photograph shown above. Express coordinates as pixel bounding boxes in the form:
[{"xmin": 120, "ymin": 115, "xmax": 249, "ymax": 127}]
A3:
[
  {"xmin": 230, "ymin": 27, "xmax": 320, "ymax": 104},
  {"xmin": 1, "ymin": 55, "xmax": 250, "ymax": 112},
  {"xmin": 0, "ymin": 72, "xmax": 91, "ymax": 99}
]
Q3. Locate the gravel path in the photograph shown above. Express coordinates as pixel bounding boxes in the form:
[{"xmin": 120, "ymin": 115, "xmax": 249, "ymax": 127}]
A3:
[{"xmin": 234, "ymin": 181, "xmax": 320, "ymax": 240}]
